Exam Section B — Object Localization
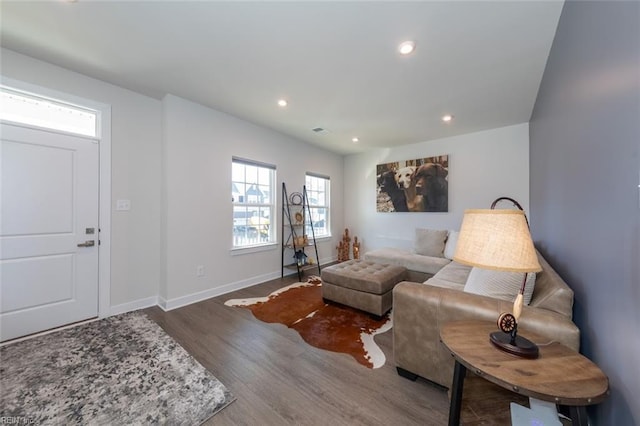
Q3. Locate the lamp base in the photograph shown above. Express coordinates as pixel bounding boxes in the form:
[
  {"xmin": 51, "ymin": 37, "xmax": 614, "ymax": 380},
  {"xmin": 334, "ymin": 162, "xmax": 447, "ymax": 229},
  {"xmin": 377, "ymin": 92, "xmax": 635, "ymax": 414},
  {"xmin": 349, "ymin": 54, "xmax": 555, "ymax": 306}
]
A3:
[{"xmin": 489, "ymin": 331, "xmax": 539, "ymax": 359}]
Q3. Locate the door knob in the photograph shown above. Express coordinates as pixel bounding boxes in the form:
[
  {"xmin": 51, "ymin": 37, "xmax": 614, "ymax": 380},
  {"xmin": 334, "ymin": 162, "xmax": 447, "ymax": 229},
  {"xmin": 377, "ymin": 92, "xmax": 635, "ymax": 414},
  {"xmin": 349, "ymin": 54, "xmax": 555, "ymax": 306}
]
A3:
[{"xmin": 77, "ymin": 240, "xmax": 95, "ymax": 247}]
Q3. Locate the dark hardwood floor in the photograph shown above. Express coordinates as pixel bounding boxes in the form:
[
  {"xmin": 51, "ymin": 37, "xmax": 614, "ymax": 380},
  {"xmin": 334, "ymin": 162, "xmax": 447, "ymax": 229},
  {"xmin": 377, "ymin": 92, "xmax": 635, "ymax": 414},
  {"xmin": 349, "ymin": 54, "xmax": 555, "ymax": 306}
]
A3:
[{"xmin": 144, "ymin": 273, "xmax": 524, "ymax": 425}]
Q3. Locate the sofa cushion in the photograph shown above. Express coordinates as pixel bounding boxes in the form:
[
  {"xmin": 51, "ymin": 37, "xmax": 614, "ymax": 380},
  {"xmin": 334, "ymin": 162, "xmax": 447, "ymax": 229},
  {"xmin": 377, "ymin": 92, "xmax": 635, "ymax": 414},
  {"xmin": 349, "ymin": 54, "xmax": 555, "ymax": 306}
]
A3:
[
  {"xmin": 364, "ymin": 248, "xmax": 451, "ymax": 275},
  {"xmin": 463, "ymin": 267, "xmax": 537, "ymax": 305},
  {"xmin": 414, "ymin": 228, "xmax": 448, "ymax": 258},
  {"xmin": 443, "ymin": 230, "xmax": 459, "ymax": 260},
  {"xmin": 404, "ymin": 253, "xmax": 451, "ymax": 276},
  {"xmin": 424, "ymin": 261, "xmax": 470, "ymax": 290}
]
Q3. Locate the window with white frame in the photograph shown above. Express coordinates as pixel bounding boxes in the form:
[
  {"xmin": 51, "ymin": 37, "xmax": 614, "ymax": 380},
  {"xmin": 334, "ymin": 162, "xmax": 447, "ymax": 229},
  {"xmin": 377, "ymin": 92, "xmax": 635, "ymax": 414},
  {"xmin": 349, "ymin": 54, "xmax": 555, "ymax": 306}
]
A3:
[
  {"xmin": 232, "ymin": 157, "xmax": 276, "ymax": 249},
  {"xmin": 305, "ymin": 173, "xmax": 330, "ymax": 238}
]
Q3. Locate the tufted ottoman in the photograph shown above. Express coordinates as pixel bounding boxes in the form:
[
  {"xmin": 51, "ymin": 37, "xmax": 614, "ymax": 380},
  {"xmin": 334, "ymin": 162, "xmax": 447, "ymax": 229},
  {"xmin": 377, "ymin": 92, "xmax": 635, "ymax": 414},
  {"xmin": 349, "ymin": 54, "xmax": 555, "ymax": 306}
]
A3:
[{"xmin": 321, "ymin": 259, "xmax": 407, "ymax": 318}]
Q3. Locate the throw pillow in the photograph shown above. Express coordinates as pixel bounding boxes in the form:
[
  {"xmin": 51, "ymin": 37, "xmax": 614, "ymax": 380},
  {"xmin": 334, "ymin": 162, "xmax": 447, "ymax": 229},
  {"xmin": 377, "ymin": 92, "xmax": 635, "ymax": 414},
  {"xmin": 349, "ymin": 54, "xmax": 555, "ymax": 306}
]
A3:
[
  {"xmin": 463, "ymin": 267, "xmax": 537, "ymax": 305},
  {"xmin": 414, "ymin": 228, "xmax": 448, "ymax": 258},
  {"xmin": 443, "ymin": 230, "xmax": 459, "ymax": 260}
]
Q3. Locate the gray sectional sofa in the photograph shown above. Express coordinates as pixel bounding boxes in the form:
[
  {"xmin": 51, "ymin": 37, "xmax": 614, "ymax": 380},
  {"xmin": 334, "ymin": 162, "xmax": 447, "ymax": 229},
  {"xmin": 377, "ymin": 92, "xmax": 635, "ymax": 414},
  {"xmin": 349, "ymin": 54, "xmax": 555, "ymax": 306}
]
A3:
[
  {"xmin": 364, "ymin": 228, "xmax": 455, "ymax": 283},
  {"xmin": 364, "ymin": 228, "xmax": 580, "ymax": 389}
]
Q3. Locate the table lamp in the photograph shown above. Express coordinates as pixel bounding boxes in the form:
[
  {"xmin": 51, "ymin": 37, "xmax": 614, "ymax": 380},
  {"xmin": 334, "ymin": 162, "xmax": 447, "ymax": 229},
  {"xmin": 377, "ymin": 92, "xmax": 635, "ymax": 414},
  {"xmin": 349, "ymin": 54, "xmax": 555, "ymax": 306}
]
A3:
[{"xmin": 453, "ymin": 198, "xmax": 542, "ymax": 358}]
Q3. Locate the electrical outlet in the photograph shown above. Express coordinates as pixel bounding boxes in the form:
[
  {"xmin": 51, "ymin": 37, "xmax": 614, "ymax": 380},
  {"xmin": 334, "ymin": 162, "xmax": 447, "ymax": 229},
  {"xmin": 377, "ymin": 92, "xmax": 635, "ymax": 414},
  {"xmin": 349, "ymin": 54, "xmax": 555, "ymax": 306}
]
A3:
[{"xmin": 196, "ymin": 265, "xmax": 205, "ymax": 277}]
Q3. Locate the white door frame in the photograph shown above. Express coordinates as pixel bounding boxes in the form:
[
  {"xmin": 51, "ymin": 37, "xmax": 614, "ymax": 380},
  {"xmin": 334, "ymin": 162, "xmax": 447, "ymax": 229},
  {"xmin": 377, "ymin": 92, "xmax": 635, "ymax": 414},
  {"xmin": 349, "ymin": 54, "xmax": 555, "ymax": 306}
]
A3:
[{"xmin": 1, "ymin": 76, "xmax": 111, "ymax": 319}]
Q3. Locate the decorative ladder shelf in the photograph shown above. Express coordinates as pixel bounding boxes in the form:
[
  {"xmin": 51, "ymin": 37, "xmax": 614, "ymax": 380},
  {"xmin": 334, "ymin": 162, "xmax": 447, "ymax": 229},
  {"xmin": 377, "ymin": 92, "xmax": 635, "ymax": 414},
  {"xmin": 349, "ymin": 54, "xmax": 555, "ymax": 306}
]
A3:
[{"xmin": 281, "ymin": 182, "xmax": 321, "ymax": 281}]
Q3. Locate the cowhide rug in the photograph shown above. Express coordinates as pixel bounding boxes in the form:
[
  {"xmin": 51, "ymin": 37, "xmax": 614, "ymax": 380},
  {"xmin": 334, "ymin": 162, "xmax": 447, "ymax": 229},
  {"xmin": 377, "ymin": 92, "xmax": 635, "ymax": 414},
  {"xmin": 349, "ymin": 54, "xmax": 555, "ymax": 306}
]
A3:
[{"xmin": 224, "ymin": 276, "xmax": 392, "ymax": 368}]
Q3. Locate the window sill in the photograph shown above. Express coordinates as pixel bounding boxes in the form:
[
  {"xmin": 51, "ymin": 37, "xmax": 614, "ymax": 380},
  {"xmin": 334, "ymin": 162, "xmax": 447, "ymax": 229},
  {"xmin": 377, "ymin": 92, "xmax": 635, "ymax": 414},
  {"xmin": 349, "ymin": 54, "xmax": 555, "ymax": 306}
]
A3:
[{"xmin": 230, "ymin": 242, "xmax": 279, "ymax": 256}]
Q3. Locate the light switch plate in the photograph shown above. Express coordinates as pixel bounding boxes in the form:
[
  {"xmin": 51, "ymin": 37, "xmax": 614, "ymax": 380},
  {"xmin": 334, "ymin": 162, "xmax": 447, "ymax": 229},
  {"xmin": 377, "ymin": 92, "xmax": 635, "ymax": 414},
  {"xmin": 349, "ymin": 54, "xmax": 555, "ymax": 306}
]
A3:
[{"xmin": 116, "ymin": 199, "xmax": 131, "ymax": 211}]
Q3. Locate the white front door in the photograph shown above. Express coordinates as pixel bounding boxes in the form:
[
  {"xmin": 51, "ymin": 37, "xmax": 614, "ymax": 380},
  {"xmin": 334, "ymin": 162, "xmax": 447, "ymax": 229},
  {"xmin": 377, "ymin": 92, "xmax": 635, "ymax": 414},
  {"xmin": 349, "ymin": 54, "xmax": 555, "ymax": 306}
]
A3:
[{"xmin": 0, "ymin": 123, "xmax": 99, "ymax": 342}]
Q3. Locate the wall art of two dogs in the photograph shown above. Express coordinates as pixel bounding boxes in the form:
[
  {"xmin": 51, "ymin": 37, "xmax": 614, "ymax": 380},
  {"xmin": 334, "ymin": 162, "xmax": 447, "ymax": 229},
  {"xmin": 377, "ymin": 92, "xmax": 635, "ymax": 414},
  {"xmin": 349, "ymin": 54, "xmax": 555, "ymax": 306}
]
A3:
[{"xmin": 376, "ymin": 155, "xmax": 448, "ymax": 213}]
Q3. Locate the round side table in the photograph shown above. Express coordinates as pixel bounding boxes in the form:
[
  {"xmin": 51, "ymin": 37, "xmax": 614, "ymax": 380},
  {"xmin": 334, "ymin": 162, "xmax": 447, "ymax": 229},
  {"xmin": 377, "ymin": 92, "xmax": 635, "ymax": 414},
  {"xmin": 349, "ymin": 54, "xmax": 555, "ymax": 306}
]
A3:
[{"xmin": 440, "ymin": 320, "xmax": 609, "ymax": 426}]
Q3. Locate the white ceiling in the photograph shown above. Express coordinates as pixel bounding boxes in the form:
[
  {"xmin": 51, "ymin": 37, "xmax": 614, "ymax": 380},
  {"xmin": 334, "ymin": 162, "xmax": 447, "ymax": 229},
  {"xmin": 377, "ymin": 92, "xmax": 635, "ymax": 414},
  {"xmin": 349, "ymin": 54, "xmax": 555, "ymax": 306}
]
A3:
[{"xmin": 0, "ymin": 1, "xmax": 564, "ymax": 155}]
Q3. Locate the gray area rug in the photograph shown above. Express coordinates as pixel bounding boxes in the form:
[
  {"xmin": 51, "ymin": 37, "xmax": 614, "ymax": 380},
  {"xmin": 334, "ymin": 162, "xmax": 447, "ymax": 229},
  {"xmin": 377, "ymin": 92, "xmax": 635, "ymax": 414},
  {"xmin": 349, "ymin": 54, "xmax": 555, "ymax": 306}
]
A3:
[{"xmin": 0, "ymin": 312, "xmax": 235, "ymax": 425}]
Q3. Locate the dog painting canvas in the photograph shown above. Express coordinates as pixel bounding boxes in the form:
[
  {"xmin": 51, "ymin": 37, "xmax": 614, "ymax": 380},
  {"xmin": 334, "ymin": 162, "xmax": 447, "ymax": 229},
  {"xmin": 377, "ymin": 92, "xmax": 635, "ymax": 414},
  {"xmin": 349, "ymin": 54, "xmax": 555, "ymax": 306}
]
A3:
[{"xmin": 376, "ymin": 155, "xmax": 448, "ymax": 213}]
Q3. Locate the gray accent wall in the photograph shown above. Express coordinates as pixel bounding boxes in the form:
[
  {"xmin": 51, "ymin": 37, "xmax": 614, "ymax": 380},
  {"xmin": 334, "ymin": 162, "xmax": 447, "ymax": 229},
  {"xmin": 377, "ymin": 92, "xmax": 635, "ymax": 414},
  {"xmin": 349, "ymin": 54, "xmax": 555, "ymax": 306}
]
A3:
[{"xmin": 530, "ymin": 2, "xmax": 639, "ymax": 425}]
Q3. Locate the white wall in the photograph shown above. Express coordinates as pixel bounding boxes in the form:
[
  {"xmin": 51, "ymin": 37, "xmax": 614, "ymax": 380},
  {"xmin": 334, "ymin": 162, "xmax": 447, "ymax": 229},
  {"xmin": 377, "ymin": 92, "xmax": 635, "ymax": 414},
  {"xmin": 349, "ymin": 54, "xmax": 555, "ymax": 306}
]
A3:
[
  {"xmin": 0, "ymin": 49, "xmax": 344, "ymax": 315},
  {"xmin": 344, "ymin": 123, "xmax": 530, "ymax": 252},
  {"xmin": 1, "ymin": 49, "xmax": 163, "ymax": 312},
  {"xmin": 1, "ymin": 48, "xmax": 529, "ymax": 316},
  {"xmin": 161, "ymin": 94, "xmax": 343, "ymax": 308}
]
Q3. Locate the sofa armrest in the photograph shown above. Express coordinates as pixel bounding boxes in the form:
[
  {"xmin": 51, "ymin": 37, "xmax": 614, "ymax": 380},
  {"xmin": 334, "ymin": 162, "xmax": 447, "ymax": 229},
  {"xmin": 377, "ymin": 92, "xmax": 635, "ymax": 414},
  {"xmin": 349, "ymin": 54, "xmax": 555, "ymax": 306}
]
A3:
[{"xmin": 392, "ymin": 281, "xmax": 580, "ymax": 388}]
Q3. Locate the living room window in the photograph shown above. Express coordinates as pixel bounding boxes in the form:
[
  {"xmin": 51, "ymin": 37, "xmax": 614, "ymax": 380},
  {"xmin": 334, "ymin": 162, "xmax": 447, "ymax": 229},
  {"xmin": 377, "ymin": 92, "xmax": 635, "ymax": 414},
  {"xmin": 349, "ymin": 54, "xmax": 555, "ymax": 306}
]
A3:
[
  {"xmin": 232, "ymin": 157, "xmax": 276, "ymax": 249},
  {"xmin": 305, "ymin": 173, "xmax": 330, "ymax": 238}
]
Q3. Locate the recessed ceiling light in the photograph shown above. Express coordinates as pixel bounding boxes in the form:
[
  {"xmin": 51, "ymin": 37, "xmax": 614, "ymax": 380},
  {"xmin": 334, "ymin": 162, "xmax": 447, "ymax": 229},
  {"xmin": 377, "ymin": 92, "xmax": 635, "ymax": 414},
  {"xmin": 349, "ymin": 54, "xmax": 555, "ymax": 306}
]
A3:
[
  {"xmin": 352, "ymin": 137, "xmax": 359, "ymax": 143},
  {"xmin": 398, "ymin": 41, "xmax": 416, "ymax": 55},
  {"xmin": 277, "ymin": 99, "xmax": 288, "ymax": 107},
  {"xmin": 442, "ymin": 114, "xmax": 454, "ymax": 123}
]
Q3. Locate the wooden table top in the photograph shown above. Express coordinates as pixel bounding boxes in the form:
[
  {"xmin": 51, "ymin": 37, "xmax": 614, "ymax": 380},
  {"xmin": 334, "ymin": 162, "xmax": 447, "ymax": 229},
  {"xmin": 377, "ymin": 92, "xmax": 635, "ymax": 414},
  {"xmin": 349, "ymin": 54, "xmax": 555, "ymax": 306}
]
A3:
[{"xmin": 440, "ymin": 321, "xmax": 609, "ymax": 406}]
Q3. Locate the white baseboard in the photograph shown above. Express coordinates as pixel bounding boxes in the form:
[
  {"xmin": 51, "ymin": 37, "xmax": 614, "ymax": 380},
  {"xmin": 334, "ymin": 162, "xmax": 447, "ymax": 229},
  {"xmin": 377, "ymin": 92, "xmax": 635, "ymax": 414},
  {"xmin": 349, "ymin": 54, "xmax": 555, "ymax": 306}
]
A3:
[
  {"xmin": 158, "ymin": 269, "xmax": 282, "ymax": 311},
  {"xmin": 5, "ymin": 260, "xmax": 341, "ymax": 343},
  {"xmin": 110, "ymin": 257, "xmax": 339, "ymax": 316},
  {"xmin": 109, "ymin": 296, "xmax": 159, "ymax": 317},
  {"xmin": 320, "ymin": 255, "xmax": 337, "ymax": 265}
]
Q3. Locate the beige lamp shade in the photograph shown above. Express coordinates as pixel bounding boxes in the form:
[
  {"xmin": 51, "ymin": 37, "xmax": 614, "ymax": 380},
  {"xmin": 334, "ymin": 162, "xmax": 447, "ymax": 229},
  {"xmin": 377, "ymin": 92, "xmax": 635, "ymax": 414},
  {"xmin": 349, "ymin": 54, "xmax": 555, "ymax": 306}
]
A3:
[{"xmin": 453, "ymin": 209, "xmax": 542, "ymax": 273}]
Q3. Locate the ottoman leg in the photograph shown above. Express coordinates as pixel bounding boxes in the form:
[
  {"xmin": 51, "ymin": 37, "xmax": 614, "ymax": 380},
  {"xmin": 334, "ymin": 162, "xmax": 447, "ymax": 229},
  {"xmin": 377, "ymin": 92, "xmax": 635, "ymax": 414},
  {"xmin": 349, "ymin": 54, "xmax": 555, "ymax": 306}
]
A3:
[{"xmin": 369, "ymin": 312, "xmax": 386, "ymax": 321}]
